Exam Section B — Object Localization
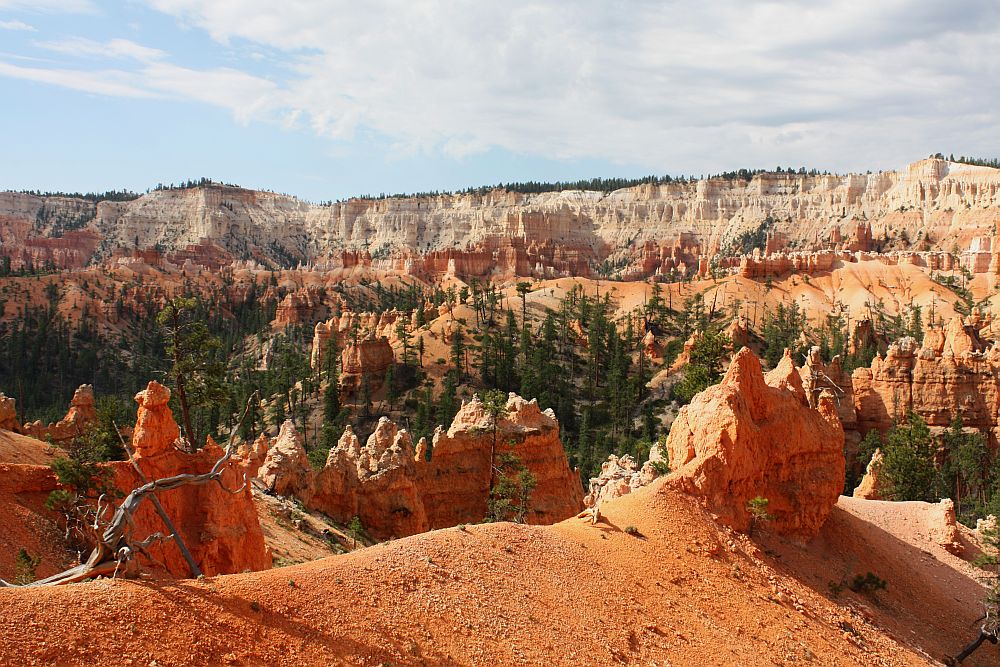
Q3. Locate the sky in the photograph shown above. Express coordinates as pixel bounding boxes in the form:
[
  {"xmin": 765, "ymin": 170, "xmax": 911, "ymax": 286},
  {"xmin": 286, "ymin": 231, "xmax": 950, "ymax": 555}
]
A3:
[{"xmin": 0, "ymin": 0, "xmax": 998, "ymax": 201}]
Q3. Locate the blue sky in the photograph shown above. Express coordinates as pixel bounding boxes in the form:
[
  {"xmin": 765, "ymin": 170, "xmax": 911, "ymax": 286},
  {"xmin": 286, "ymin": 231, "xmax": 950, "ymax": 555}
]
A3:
[{"xmin": 1, "ymin": 1, "xmax": 998, "ymax": 201}]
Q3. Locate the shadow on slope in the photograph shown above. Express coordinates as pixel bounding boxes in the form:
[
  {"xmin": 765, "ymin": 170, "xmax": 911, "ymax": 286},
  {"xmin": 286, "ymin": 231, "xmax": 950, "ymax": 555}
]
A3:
[{"xmin": 762, "ymin": 496, "xmax": 998, "ymax": 667}]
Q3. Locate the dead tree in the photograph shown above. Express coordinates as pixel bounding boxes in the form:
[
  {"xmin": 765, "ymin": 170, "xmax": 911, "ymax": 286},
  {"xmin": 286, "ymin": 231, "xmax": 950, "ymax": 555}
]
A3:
[{"xmin": 0, "ymin": 394, "xmax": 256, "ymax": 588}]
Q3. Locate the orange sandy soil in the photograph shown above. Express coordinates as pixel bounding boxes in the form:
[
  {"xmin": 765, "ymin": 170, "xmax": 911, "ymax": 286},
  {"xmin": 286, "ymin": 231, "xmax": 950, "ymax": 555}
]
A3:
[
  {"xmin": 0, "ymin": 434, "xmax": 74, "ymax": 581},
  {"xmin": 0, "ymin": 463, "xmax": 76, "ymax": 582},
  {"xmin": 1, "ymin": 478, "xmax": 980, "ymax": 667},
  {"xmin": 0, "ymin": 430, "xmax": 58, "ymax": 466},
  {"xmin": 254, "ymin": 491, "xmax": 364, "ymax": 567},
  {"xmin": 764, "ymin": 497, "xmax": 998, "ymax": 667}
]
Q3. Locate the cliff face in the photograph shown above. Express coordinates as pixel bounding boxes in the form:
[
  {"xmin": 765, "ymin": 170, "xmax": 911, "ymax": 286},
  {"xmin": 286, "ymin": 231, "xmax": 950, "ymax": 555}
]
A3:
[
  {"xmin": 257, "ymin": 393, "xmax": 583, "ymax": 540},
  {"xmin": 4, "ymin": 159, "xmax": 1000, "ymax": 272}
]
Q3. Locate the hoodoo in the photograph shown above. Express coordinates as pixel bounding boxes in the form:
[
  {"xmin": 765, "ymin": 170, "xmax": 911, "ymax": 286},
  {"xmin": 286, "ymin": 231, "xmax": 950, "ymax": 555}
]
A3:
[
  {"xmin": 665, "ymin": 348, "xmax": 845, "ymax": 537},
  {"xmin": 109, "ymin": 382, "xmax": 271, "ymax": 576},
  {"xmin": 256, "ymin": 392, "xmax": 583, "ymax": 539}
]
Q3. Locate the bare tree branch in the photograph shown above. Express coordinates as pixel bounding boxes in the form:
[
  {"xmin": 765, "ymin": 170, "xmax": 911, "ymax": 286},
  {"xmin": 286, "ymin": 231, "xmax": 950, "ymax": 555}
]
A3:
[{"xmin": 0, "ymin": 392, "xmax": 258, "ymax": 588}]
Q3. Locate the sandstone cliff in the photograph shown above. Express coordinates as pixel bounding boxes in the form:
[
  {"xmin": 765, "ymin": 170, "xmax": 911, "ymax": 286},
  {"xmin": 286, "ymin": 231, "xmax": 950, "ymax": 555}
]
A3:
[
  {"xmin": 5, "ymin": 158, "xmax": 1000, "ymax": 274},
  {"xmin": 851, "ymin": 314, "xmax": 1000, "ymax": 435},
  {"xmin": 257, "ymin": 393, "xmax": 583, "ymax": 539}
]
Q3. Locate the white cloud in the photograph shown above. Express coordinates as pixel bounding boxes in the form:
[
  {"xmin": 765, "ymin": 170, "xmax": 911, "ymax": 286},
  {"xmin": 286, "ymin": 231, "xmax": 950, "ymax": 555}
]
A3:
[
  {"xmin": 4, "ymin": 1, "xmax": 1000, "ymax": 174},
  {"xmin": 134, "ymin": 0, "xmax": 1000, "ymax": 172},
  {"xmin": 0, "ymin": 60, "xmax": 154, "ymax": 97},
  {"xmin": 0, "ymin": 19, "xmax": 36, "ymax": 31},
  {"xmin": 140, "ymin": 62, "xmax": 282, "ymax": 122},
  {"xmin": 0, "ymin": 35, "xmax": 279, "ymax": 118},
  {"xmin": 35, "ymin": 38, "xmax": 166, "ymax": 61}
]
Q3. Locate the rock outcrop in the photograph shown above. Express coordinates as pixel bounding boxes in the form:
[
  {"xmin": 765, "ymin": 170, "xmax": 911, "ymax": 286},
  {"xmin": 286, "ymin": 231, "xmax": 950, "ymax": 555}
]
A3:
[
  {"xmin": 665, "ymin": 348, "xmax": 845, "ymax": 537},
  {"xmin": 852, "ymin": 449, "xmax": 885, "ymax": 500},
  {"xmin": 0, "ymin": 393, "xmax": 18, "ymax": 432},
  {"xmin": 258, "ymin": 420, "xmax": 312, "ymax": 497},
  {"xmin": 583, "ymin": 454, "xmax": 660, "ymax": 508},
  {"xmin": 21, "ymin": 385, "xmax": 97, "ymax": 443},
  {"xmin": 109, "ymin": 381, "xmax": 270, "ymax": 576},
  {"xmin": 851, "ymin": 317, "xmax": 999, "ymax": 434},
  {"xmin": 272, "ymin": 286, "xmax": 337, "ymax": 329},
  {"xmin": 255, "ymin": 393, "xmax": 583, "ymax": 540},
  {"xmin": 308, "ymin": 311, "xmax": 399, "ymax": 394},
  {"xmin": 928, "ymin": 499, "xmax": 963, "ymax": 555},
  {"xmin": 340, "ymin": 338, "xmax": 395, "ymax": 395}
]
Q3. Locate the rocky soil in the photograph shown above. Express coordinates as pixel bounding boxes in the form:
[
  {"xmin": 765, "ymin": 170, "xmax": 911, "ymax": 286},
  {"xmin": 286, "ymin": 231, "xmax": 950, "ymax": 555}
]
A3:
[{"xmin": 0, "ymin": 479, "xmax": 992, "ymax": 666}]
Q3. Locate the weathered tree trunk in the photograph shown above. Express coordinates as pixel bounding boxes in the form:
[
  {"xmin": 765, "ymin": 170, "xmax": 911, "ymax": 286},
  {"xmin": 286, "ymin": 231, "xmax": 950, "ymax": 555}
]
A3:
[{"xmin": 0, "ymin": 394, "xmax": 256, "ymax": 588}]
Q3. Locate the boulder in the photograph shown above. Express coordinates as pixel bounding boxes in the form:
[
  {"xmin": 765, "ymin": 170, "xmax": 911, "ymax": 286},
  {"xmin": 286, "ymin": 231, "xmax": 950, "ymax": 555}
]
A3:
[{"xmin": 665, "ymin": 347, "xmax": 845, "ymax": 537}]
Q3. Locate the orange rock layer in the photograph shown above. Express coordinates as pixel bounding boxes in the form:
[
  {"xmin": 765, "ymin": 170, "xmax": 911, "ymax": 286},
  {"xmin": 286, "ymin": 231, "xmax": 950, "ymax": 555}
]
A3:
[
  {"xmin": 665, "ymin": 348, "xmax": 845, "ymax": 537},
  {"xmin": 109, "ymin": 382, "xmax": 271, "ymax": 576},
  {"xmin": 257, "ymin": 393, "xmax": 584, "ymax": 540}
]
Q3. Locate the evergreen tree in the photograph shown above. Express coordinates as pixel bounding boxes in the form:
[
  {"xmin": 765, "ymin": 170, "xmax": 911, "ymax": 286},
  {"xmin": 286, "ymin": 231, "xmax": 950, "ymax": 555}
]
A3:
[
  {"xmin": 673, "ymin": 328, "xmax": 730, "ymax": 404},
  {"xmin": 880, "ymin": 412, "xmax": 939, "ymax": 502},
  {"xmin": 157, "ymin": 296, "xmax": 226, "ymax": 451},
  {"xmin": 450, "ymin": 326, "xmax": 465, "ymax": 381}
]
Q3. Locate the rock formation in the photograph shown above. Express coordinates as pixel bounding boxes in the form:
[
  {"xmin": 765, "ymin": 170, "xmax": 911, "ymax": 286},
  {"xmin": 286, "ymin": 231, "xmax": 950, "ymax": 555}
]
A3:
[
  {"xmin": 340, "ymin": 338, "xmax": 395, "ymax": 394},
  {"xmin": 21, "ymin": 385, "xmax": 97, "ymax": 443},
  {"xmin": 272, "ymin": 286, "xmax": 338, "ymax": 329},
  {"xmin": 5, "ymin": 159, "xmax": 1000, "ymax": 274},
  {"xmin": 237, "ymin": 433, "xmax": 271, "ymax": 480},
  {"xmin": 108, "ymin": 381, "xmax": 270, "ymax": 576},
  {"xmin": 308, "ymin": 311, "xmax": 399, "ymax": 394},
  {"xmin": 253, "ymin": 393, "xmax": 583, "ymax": 540},
  {"xmin": 583, "ymin": 454, "xmax": 660, "ymax": 508},
  {"xmin": 665, "ymin": 347, "xmax": 845, "ymax": 537},
  {"xmin": 0, "ymin": 393, "xmax": 18, "ymax": 432},
  {"xmin": 852, "ymin": 317, "xmax": 999, "ymax": 434},
  {"xmin": 852, "ymin": 449, "xmax": 885, "ymax": 500},
  {"xmin": 258, "ymin": 420, "xmax": 312, "ymax": 497},
  {"xmin": 928, "ymin": 499, "xmax": 964, "ymax": 555}
]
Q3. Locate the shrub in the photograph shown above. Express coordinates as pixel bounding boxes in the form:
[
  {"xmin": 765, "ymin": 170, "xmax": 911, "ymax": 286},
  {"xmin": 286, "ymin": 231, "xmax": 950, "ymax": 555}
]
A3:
[
  {"xmin": 849, "ymin": 572, "xmax": 887, "ymax": 594},
  {"xmin": 746, "ymin": 496, "xmax": 774, "ymax": 537},
  {"xmin": 13, "ymin": 548, "xmax": 41, "ymax": 585}
]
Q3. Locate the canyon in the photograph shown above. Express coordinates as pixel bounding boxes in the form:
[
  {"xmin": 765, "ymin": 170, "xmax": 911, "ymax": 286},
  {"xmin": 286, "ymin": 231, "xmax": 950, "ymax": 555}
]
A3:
[{"xmin": 2, "ymin": 157, "xmax": 1000, "ymax": 666}]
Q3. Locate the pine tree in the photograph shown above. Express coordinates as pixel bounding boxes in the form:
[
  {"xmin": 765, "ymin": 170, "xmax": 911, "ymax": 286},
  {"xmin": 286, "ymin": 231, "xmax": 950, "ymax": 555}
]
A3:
[
  {"xmin": 450, "ymin": 326, "xmax": 465, "ymax": 381},
  {"xmin": 881, "ymin": 412, "xmax": 938, "ymax": 502},
  {"xmin": 384, "ymin": 364, "xmax": 397, "ymax": 411},
  {"xmin": 157, "ymin": 296, "xmax": 225, "ymax": 451}
]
